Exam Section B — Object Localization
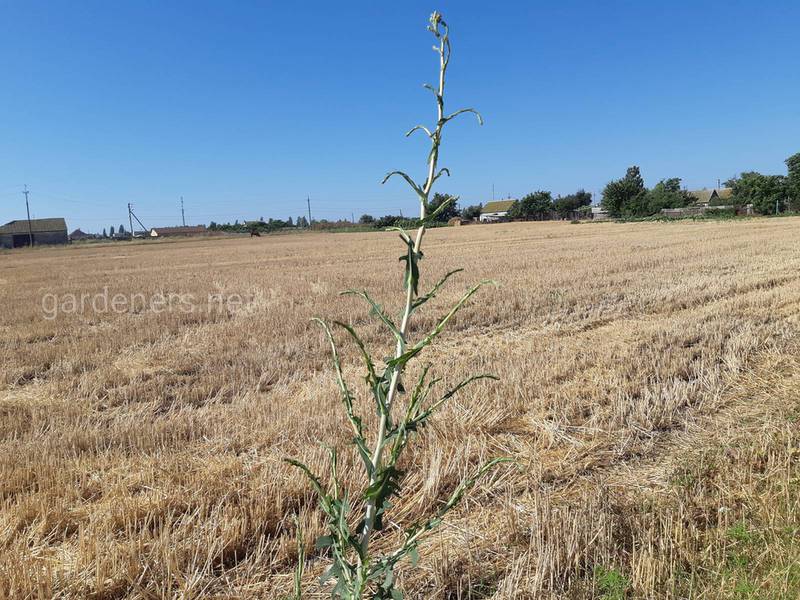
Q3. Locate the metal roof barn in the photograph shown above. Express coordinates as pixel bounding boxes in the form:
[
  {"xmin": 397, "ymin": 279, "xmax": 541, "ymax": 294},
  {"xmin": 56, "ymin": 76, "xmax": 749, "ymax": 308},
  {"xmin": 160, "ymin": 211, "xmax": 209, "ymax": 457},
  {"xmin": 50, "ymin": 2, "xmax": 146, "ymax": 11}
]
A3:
[{"xmin": 0, "ymin": 218, "xmax": 68, "ymax": 248}]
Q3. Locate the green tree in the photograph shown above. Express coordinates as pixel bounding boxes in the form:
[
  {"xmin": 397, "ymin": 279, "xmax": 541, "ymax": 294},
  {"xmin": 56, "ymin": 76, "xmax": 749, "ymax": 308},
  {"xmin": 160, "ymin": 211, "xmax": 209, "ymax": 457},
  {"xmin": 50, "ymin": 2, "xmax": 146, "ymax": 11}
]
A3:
[
  {"xmin": 359, "ymin": 214, "xmax": 376, "ymax": 225},
  {"xmin": 602, "ymin": 166, "xmax": 646, "ymax": 217},
  {"xmin": 427, "ymin": 192, "xmax": 459, "ymax": 222},
  {"xmin": 509, "ymin": 191, "xmax": 553, "ymax": 220},
  {"xmin": 460, "ymin": 204, "xmax": 482, "ymax": 220},
  {"xmin": 644, "ymin": 178, "xmax": 691, "ymax": 214},
  {"xmin": 729, "ymin": 171, "xmax": 787, "ymax": 214},
  {"xmin": 786, "ymin": 152, "xmax": 800, "ymax": 211},
  {"xmin": 376, "ymin": 214, "xmax": 402, "ymax": 228},
  {"xmin": 553, "ymin": 189, "xmax": 592, "ymax": 219}
]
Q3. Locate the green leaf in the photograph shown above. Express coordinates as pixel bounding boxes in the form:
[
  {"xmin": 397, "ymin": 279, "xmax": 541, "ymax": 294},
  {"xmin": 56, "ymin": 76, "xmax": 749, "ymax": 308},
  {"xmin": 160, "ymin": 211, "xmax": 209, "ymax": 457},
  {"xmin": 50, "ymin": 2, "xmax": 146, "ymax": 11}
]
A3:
[
  {"xmin": 320, "ymin": 562, "xmax": 339, "ymax": 584},
  {"xmin": 443, "ymin": 107, "xmax": 484, "ymax": 126},
  {"xmin": 408, "ymin": 546, "xmax": 420, "ymax": 567},
  {"xmin": 354, "ymin": 436, "xmax": 374, "ymax": 477},
  {"xmin": 284, "ymin": 458, "xmax": 324, "ymax": 498},
  {"xmin": 333, "ymin": 320, "xmax": 377, "ymax": 388},
  {"xmin": 315, "ymin": 535, "xmax": 334, "ymax": 550},
  {"xmin": 411, "ymin": 268, "xmax": 463, "ymax": 312},
  {"xmin": 405, "ymin": 124, "xmax": 432, "ymax": 138},
  {"xmin": 388, "ymin": 279, "xmax": 495, "ymax": 369},
  {"xmin": 423, "ymin": 193, "xmax": 458, "ymax": 224},
  {"xmin": 414, "ymin": 374, "xmax": 499, "ymax": 424},
  {"xmin": 312, "ymin": 318, "xmax": 363, "ymax": 438},
  {"xmin": 381, "ymin": 170, "xmax": 425, "ymax": 200},
  {"xmin": 398, "ymin": 235, "xmax": 423, "ymax": 296},
  {"xmin": 340, "ymin": 290, "xmax": 403, "ymax": 346}
]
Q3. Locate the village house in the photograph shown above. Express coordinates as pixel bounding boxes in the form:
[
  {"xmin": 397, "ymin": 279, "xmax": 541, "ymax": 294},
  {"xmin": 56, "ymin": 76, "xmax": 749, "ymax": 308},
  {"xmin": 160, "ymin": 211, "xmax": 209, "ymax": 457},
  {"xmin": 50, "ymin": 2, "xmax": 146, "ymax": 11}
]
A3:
[
  {"xmin": 479, "ymin": 200, "xmax": 515, "ymax": 222},
  {"xmin": 68, "ymin": 228, "xmax": 93, "ymax": 241},
  {"xmin": 688, "ymin": 188, "xmax": 734, "ymax": 206}
]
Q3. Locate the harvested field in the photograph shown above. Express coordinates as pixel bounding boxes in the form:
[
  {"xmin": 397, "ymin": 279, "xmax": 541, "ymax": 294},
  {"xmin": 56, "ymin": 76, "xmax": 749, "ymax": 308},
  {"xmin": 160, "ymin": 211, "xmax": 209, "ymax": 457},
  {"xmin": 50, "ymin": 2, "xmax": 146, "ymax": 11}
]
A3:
[{"xmin": 1, "ymin": 218, "xmax": 799, "ymax": 599}]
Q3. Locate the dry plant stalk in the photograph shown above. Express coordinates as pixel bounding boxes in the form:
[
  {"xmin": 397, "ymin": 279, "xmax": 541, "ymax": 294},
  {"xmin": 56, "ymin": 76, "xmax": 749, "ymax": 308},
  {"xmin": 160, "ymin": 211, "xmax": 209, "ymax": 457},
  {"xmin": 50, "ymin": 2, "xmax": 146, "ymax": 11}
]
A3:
[{"xmin": 286, "ymin": 11, "xmax": 507, "ymax": 599}]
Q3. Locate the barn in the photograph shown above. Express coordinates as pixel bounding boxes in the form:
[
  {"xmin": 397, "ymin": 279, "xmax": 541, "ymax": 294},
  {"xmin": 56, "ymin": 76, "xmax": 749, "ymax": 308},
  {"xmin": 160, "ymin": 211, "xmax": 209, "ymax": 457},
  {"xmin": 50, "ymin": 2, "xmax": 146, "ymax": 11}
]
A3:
[{"xmin": 0, "ymin": 218, "xmax": 68, "ymax": 248}]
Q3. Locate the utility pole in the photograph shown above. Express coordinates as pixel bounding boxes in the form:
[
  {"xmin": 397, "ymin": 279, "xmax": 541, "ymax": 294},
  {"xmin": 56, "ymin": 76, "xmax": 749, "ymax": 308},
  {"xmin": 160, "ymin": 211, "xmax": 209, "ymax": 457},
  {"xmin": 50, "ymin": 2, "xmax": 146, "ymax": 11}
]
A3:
[
  {"xmin": 128, "ymin": 203, "xmax": 134, "ymax": 238},
  {"xmin": 717, "ymin": 178, "xmax": 721, "ymax": 190},
  {"xmin": 180, "ymin": 196, "xmax": 186, "ymax": 227},
  {"xmin": 23, "ymin": 185, "xmax": 33, "ymax": 247},
  {"xmin": 128, "ymin": 204, "xmax": 148, "ymax": 234},
  {"xmin": 306, "ymin": 195, "xmax": 312, "ymax": 228},
  {"xmin": 351, "ymin": 212, "xmax": 355, "ymax": 224}
]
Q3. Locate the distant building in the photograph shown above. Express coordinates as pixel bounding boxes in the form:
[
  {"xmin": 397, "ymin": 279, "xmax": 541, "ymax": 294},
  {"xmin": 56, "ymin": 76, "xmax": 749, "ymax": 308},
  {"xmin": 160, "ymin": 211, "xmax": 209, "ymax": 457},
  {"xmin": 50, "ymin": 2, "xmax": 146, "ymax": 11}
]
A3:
[
  {"xmin": 0, "ymin": 218, "xmax": 68, "ymax": 248},
  {"xmin": 479, "ymin": 200, "xmax": 516, "ymax": 222},
  {"xmin": 69, "ymin": 228, "xmax": 92, "ymax": 241},
  {"xmin": 661, "ymin": 203, "xmax": 753, "ymax": 218},
  {"xmin": 149, "ymin": 225, "xmax": 207, "ymax": 238},
  {"xmin": 591, "ymin": 206, "xmax": 610, "ymax": 220},
  {"xmin": 688, "ymin": 188, "xmax": 734, "ymax": 206}
]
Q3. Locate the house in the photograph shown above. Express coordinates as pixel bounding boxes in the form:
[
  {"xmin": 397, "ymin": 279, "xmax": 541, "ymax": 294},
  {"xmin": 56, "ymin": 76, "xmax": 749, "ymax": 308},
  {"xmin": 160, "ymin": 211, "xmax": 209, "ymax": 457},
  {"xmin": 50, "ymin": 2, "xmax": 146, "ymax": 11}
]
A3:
[
  {"xmin": 0, "ymin": 218, "xmax": 68, "ymax": 248},
  {"xmin": 479, "ymin": 200, "xmax": 516, "ymax": 222},
  {"xmin": 149, "ymin": 225, "xmax": 207, "ymax": 238},
  {"xmin": 69, "ymin": 228, "xmax": 92, "ymax": 241},
  {"xmin": 688, "ymin": 188, "xmax": 734, "ymax": 206},
  {"xmin": 591, "ymin": 206, "xmax": 610, "ymax": 220}
]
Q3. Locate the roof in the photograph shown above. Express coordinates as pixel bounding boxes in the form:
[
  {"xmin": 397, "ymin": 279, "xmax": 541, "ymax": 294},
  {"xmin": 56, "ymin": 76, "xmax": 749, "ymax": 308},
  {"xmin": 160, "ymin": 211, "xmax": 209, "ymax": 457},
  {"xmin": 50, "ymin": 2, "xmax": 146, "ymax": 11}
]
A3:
[
  {"xmin": 150, "ymin": 225, "xmax": 207, "ymax": 235},
  {"xmin": 688, "ymin": 189, "xmax": 718, "ymax": 204},
  {"xmin": 0, "ymin": 218, "xmax": 67, "ymax": 235},
  {"xmin": 481, "ymin": 200, "xmax": 516, "ymax": 213}
]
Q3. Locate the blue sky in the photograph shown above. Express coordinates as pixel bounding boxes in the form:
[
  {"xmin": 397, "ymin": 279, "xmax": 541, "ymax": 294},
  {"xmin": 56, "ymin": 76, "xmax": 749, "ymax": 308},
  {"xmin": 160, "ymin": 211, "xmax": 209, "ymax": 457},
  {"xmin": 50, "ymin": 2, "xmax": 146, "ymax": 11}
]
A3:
[{"xmin": 1, "ymin": 1, "xmax": 798, "ymax": 231}]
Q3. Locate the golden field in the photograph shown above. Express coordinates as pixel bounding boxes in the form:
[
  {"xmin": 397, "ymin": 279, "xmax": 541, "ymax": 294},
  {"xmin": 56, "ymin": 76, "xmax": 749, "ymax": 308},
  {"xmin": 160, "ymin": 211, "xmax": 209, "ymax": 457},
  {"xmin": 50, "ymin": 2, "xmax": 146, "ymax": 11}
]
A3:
[{"xmin": 1, "ymin": 218, "xmax": 799, "ymax": 599}]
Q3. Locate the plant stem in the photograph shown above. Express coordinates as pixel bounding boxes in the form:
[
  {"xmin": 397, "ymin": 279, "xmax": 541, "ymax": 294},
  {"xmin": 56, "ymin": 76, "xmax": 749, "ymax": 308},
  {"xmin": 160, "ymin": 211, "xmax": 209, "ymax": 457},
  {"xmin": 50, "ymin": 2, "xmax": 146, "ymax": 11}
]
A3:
[{"xmin": 359, "ymin": 17, "xmax": 448, "ymax": 560}]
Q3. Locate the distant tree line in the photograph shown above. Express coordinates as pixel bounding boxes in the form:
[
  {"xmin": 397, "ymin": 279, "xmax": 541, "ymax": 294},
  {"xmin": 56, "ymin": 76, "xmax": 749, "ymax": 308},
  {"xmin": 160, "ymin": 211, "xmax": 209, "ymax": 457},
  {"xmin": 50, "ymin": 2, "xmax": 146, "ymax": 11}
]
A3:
[
  {"xmin": 98, "ymin": 224, "xmax": 129, "ymax": 238},
  {"xmin": 194, "ymin": 151, "xmax": 800, "ymax": 236},
  {"xmin": 601, "ymin": 152, "xmax": 800, "ymax": 217},
  {"xmin": 209, "ymin": 216, "xmax": 307, "ymax": 233}
]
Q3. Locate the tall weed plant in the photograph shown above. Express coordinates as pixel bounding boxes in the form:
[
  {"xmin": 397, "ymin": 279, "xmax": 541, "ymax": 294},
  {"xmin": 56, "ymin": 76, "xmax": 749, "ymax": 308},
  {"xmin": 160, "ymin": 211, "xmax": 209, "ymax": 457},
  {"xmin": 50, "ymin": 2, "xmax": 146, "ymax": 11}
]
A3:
[{"xmin": 287, "ymin": 12, "xmax": 509, "ymax": 599}]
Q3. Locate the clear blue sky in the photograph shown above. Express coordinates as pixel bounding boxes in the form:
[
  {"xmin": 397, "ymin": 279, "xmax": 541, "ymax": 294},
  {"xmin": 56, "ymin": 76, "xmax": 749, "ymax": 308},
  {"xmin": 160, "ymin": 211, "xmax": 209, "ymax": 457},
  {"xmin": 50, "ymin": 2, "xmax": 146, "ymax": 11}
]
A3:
[{"xmin": 1, "ymin": 1, "xmax": 798, "ymax": 232}]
